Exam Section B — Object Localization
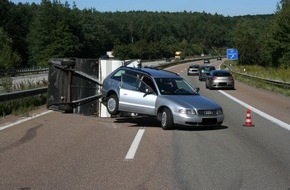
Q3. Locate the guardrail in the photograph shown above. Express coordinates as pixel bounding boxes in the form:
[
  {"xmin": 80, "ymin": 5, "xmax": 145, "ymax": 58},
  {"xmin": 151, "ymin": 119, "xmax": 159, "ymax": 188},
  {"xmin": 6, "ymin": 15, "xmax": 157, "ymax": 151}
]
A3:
[
  {"xmin": 0, "ymin": 87, "xmax": 48, "ymax": 102},
  {"xmin": 0, "ymin": 67, "xmax": 49, "ymax": 77},
  {"xmin": 229, "ymin": 70, "xmax": 290, "ymax": 89},
  {"xmin": 16, "ymin": 67, "xmax": 49, "ymax": 74}
]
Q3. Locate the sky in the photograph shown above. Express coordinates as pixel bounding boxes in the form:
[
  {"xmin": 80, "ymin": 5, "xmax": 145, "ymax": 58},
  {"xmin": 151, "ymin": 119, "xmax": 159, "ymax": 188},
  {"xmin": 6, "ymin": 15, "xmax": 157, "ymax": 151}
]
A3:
[{"xmin": 10, "ymin": 0, "xmax": 279, "ymax": 17}]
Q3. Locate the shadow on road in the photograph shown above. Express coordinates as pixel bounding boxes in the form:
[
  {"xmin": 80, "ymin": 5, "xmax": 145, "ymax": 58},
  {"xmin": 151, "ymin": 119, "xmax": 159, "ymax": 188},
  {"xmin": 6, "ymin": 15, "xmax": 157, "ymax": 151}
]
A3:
[
  {"xmin": 114, "ymin": 116, "xmax": 228, "ymax": 131},
  {"xmin": 114, "ymin": 116, "xmax": 160, "ymax": 127}
]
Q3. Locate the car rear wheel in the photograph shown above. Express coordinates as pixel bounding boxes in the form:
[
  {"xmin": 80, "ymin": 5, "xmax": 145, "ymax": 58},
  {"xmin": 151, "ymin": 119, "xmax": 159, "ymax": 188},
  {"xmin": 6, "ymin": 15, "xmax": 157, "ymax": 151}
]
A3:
[
  {"xmin": 161, "ymin": 108, "xmax": 174, "ymax": 130},
  {"xmin": 209, "ymin": 84, "xmax": 213, "ymax": 90},
  {"xmin": 107, "ymin": 94, "xmax": 119, "ymax": 115}
]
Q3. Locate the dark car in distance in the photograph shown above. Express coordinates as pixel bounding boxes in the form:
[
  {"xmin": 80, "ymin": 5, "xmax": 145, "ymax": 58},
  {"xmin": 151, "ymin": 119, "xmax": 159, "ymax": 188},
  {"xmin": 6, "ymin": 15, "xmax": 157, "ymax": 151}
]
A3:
[
  {"xmin": 198, "ymin": 65, "xmax": 216, "ymax": 81},
  {"xmin": 204, "ymin": 59, "xmax": 210, "ymax": 64}
]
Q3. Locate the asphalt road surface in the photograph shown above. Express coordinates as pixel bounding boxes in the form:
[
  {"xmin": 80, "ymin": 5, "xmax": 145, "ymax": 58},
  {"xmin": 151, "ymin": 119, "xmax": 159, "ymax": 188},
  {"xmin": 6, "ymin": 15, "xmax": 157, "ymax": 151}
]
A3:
[{"xmin": 0, "ymin": 60, "xmax": 289, "ymax": 190}]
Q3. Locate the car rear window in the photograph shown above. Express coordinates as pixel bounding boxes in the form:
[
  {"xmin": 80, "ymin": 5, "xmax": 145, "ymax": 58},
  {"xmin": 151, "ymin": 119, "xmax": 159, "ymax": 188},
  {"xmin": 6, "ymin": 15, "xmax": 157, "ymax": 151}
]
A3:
[
  {"xmin": 200, "ymin": 66, "xmax": 215, "ymax": 71},
  {"xmin": 213, "ymin": 72, "xmax": 232, "ymax": 76}
]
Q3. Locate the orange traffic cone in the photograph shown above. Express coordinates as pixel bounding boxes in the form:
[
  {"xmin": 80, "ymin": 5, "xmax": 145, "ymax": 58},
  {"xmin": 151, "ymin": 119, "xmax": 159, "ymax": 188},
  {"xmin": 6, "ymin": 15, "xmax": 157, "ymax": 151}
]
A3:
[{"xmin": 243, "ymin": 109, "xmax": 255, "ymax": 127}]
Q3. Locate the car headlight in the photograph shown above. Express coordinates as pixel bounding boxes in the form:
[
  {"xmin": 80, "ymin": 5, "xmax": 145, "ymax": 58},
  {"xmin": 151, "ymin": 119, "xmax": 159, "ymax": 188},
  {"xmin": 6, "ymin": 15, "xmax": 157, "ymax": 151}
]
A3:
[
  {"xmin": 179, "ymin": 109, "xmax": 197, "ymax": 115},
  {"xmin": 216, "ymin": 109, "xmax": 223, "ymax": 115}
]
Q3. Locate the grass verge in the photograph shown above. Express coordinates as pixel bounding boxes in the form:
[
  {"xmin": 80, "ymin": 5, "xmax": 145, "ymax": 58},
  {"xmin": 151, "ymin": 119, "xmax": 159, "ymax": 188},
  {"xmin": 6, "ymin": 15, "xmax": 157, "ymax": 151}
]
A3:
[
  {"xmin": 222, "ymin": 61, "xmax": 290, "ymax": 97},
  {"xmin": 0, "ymin": 77, "xmax": 48, "ymax": 117}
]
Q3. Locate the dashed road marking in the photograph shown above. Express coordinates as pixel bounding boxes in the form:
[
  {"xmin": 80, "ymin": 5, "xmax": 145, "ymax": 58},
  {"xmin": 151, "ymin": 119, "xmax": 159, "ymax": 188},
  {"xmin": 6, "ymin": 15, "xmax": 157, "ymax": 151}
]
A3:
[{"xmin": 125, "ymin": 128, "xmax": 145, "ymax": 160}]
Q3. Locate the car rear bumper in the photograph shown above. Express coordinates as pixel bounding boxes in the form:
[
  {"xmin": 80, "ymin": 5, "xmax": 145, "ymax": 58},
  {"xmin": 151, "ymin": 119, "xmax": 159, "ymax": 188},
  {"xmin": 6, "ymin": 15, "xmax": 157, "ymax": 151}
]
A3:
[
  {"xmin": 188, "ymin": 71, "xmax": 199, "ymax": 75},
  {"xmin": 211, "ymin": 82, "xmax": 234, "ymax": 89}
]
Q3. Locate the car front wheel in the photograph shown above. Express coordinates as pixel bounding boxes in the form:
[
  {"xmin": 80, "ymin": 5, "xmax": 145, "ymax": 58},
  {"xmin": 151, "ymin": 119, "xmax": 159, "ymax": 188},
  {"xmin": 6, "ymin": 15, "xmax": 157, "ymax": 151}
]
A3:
[
  {"xmin": 161, "ymin": 108, "xmax": 174, "ymax": 130},
  {"xmin": 107, "ymin": 94, "xmax": 119, "ymax": 115}
]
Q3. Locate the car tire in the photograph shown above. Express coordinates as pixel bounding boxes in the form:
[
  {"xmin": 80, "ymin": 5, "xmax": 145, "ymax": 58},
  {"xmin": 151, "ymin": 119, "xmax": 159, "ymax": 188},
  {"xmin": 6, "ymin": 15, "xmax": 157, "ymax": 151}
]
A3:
[
  {"xmin": 161, "ymin": 107, "xmax": 174, "ymax": 130},
  {"xmin": 107, "ymin": 94, "xmax": 119, "ymax": 115}
]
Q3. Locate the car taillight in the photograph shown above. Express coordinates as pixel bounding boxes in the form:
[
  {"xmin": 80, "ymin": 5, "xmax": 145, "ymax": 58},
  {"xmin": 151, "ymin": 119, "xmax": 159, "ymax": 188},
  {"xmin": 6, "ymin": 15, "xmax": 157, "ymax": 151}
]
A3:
[{"xmin": 228, "ymin": 76, "xmax": 234, "ymax": 80}]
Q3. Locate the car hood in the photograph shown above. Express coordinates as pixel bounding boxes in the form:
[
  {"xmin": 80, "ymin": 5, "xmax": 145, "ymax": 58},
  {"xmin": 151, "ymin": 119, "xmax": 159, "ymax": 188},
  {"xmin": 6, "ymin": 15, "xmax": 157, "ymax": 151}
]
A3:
[{"xmin": 159, "ymin": 95, "xmax": 221, "ymax": 109}]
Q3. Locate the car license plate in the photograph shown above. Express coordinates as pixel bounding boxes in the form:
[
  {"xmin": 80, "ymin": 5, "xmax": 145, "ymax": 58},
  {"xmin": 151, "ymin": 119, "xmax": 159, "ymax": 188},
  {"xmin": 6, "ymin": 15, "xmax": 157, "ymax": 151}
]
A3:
[{"xmin": 204, "ymin": 110, "xmax": 214, "ymax": 115}]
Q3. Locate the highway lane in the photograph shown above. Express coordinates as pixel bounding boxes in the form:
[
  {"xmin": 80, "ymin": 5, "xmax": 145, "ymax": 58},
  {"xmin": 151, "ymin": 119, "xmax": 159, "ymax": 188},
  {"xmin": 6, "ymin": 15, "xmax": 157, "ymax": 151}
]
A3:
[
  {"xmin": 0, "ymin": 60, "xmax": 290, "ymax": 189},
  {"xmin": 0, "ymin": 111, "xmax": 180, "ymax": 189},
  {"xmin": 168, "ymin": 60, "xmax": 290, "ymax": 189}
]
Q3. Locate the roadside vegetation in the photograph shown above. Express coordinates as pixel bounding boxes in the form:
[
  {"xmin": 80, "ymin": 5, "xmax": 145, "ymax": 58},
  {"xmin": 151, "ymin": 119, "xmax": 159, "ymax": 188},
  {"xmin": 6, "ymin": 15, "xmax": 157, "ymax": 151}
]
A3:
[
  {"xmin": 0, "ymin": 78, "xmax": 47, "ymax": 117},
  {"xmin": 223, "ymin": 60, "xmax": 290, "ymax": 97},
  {"xmin": 0, "ymin": 1, "xmax": 288, "ymax": 68},
  {"xmin": 0, "ymin": 94, "xmax": 47, "ymax": 117}
]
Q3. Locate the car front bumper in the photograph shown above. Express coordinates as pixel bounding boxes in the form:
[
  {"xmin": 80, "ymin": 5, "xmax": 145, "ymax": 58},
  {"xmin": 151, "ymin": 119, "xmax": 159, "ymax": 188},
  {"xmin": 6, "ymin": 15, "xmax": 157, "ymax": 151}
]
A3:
[{"xmin": 173, "ymin": 112, "xmax": 224, "ymax": 126}]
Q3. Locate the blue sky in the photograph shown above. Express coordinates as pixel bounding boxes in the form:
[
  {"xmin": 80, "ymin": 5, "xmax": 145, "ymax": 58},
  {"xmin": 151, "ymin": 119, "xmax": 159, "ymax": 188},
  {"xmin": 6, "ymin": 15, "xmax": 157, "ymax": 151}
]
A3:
[{"xmin": 10, "ymin": 0, "xmax": 279, "ymax": 16}]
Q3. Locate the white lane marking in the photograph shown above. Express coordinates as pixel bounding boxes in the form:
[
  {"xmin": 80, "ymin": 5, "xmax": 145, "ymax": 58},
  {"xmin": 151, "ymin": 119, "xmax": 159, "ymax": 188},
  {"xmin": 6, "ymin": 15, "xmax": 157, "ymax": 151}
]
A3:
[
  {"xmin": 125, "ymin": 128, "xmax": 145, "ymax": 160},
  {"xmin": 219, "ymin": 90, "xmax": 290, "ymax": 131},
  {"xmin": 0, "ymin": 110, "xmax": 53, "ymax": 131}
]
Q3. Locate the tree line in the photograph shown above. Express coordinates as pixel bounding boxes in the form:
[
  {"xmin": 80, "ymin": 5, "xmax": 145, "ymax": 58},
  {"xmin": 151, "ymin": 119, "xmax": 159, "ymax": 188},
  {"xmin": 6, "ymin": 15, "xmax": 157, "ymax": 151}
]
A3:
[{"xmin": 0, "ymin": 0, "xmax": 289, "ymax": 70}]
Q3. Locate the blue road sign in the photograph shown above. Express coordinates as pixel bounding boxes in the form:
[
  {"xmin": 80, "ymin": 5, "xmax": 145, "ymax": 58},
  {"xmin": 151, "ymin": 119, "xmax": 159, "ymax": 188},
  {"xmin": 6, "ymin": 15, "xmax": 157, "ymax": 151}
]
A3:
[{"xmin": 227, "ymin": 48, "xmax": 238, "ymax": 60}]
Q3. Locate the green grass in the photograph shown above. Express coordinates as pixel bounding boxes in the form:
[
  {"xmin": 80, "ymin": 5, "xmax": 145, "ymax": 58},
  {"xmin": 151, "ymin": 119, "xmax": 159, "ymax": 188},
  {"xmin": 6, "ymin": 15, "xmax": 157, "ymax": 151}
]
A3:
[
  {"xmin": 0, "ymin": 77, "xmax": 48, "ymax": 117},
  {"xmin": 223, "ymin": 61, "xmax": 290, "ymax": 97}
]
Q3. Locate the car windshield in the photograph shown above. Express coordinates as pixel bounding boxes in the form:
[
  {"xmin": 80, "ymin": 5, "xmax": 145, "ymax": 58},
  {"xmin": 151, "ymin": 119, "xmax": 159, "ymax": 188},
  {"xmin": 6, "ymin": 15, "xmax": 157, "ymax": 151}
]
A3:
[{"xmin": 155, "ymin": 78, "xmax": 197, "ymax": 95}]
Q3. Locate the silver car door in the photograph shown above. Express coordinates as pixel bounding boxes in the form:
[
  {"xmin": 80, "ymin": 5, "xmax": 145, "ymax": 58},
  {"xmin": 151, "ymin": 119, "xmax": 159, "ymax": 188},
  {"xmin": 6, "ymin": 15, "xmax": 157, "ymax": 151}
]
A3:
[{"xmin": 119, "ymin": 74, "xmax": 156, "ymax": 115}]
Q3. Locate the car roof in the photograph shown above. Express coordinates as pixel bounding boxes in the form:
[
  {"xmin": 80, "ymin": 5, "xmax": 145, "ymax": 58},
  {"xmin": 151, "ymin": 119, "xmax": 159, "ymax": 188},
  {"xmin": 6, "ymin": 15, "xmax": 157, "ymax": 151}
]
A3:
[
  {"xmin": 120, "ymin": 66, "xmax": 180, "ymax": 78},
  {"xmin": 200, "ymin": 65, "xmax": 215, "ymax": 69},
  {"xmin": 189, "ymin": 64, "xmax": 199, "ymax": 67},
  {"xmin": 211, "ymin": 70, "xmax": 232, "ymax": 75}
]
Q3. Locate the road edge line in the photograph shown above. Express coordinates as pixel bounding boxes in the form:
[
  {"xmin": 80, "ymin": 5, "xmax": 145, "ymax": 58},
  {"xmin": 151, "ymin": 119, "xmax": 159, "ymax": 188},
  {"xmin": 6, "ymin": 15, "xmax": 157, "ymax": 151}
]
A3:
[
  {"xmin": 219, "ymin": 90, "xmax": 290, "ymax": 131},
  {"xmin": 0, "ymin": 110, "xmax": 53, "ymax": 131}
]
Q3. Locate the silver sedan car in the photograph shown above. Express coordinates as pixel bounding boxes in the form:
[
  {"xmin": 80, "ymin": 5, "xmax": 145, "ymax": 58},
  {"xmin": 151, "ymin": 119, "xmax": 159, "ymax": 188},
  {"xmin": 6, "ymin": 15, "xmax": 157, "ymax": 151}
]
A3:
[
  {"xmin": 187, "ymin": 64, "xmax": 200, "ymax": 76},
  {"xmin": 205, "ymin": 70, "xmax": 235, "ymax": 90},
  {"xmin": 101, "ymin": 66, "xmax": 224, "ymax": 130}
]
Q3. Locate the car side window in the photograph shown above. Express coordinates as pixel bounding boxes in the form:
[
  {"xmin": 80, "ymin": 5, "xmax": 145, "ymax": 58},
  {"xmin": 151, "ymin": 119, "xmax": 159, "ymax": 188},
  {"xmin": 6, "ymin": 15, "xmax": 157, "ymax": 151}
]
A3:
[
  {"xmin": 121, "ymin": 74, "xmax": 139, "ymax": 90},
  {"xmin": 111, "ymin": 69, "xmax": 125, "ymax": 81},
  {"xmin": 121, "ymin": 74, "xmax": 155, "ymax": 94},
  {"xmin": 141, "ymin": 76, "xmax": 157, "ymax": 94}
]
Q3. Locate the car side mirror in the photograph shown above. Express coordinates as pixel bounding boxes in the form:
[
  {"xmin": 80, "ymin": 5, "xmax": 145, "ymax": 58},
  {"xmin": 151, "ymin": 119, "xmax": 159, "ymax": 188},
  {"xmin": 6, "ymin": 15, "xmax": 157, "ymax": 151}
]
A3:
[
  {"xmin": 143, "ymin": 88, "xmax": 153, "ymax": 97},
  {"xmin": 194, "ymin": 88, "xmax": 200, "ymax": 93}
]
